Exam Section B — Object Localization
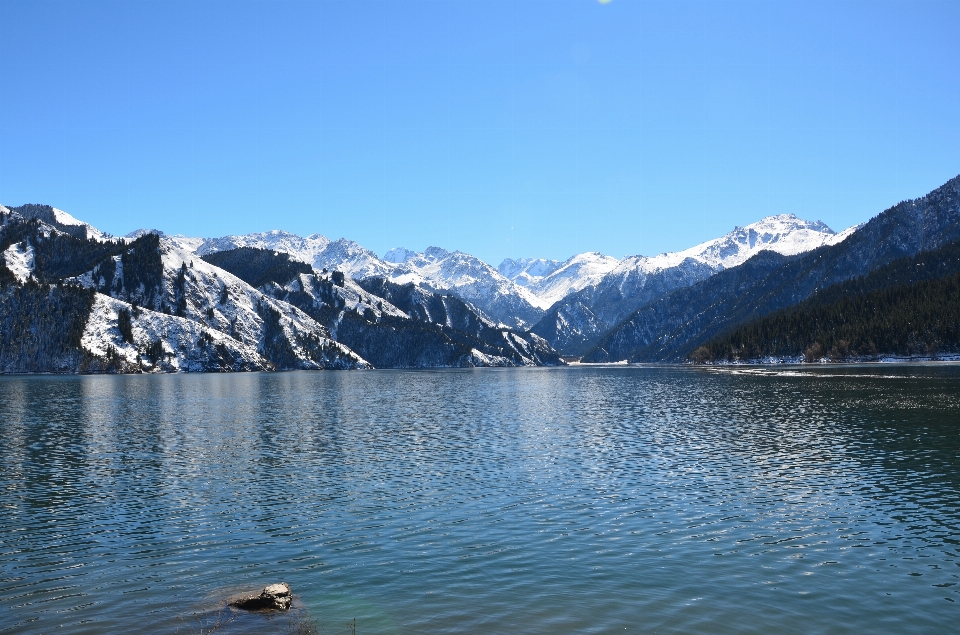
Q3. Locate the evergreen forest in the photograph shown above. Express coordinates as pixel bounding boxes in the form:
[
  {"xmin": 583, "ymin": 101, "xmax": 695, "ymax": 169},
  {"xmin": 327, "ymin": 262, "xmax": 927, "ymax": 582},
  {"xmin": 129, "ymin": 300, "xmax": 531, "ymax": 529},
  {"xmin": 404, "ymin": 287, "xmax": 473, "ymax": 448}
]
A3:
[{"xmin": 694, "ymin": 240, "xmax": 960, "ymax": 362}]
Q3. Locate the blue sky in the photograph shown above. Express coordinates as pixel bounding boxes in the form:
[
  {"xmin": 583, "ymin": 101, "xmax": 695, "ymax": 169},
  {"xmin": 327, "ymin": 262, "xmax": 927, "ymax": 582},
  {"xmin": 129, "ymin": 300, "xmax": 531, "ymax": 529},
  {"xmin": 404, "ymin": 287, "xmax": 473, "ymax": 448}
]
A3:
[{"xmin": 2, "ymin": 0, "xmax": 958, "ymax": 266}]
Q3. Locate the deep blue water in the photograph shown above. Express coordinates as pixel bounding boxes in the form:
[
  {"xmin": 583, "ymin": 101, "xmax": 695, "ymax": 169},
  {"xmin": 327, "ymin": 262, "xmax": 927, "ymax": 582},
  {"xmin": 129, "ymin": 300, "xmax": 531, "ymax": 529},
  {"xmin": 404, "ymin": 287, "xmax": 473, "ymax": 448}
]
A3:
[{"xmin": 1, "ymin": 365, "xmax": 959, "ymax": 634}]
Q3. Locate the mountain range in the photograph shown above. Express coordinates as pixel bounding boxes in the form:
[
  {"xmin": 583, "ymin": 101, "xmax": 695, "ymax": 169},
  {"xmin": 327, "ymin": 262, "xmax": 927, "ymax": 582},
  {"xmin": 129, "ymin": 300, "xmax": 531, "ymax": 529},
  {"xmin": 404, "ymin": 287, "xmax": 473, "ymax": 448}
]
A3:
[{"xmin": 2, "ymin": 173, "xmax": 958, "ymax": 372}]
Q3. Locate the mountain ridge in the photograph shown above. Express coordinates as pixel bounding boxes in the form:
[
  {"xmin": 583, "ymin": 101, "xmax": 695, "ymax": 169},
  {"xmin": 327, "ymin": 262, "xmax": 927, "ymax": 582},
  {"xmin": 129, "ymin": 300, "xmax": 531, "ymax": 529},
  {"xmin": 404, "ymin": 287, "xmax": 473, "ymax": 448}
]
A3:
[
  {"xmin": 13, "ymin": 172, "xmax": 956, "ymax": 373},
  {"xmin": 530, "ymin": 213, "xmax": 852, "ymax": 355},
  {"xmin": 582, "ymin": 174, "xmax": 960, "ymax": 363},
  {"xmin": 1, "ymin": 208, "xmax": 562, "ymax": 372}
]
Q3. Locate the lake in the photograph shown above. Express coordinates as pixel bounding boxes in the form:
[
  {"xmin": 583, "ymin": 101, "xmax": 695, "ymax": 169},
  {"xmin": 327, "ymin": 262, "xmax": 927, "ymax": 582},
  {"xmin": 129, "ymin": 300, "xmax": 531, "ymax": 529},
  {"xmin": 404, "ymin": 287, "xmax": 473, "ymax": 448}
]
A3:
[{"xmin": 1, "ymin": 365, "xmax": 959, "ymax": 634}]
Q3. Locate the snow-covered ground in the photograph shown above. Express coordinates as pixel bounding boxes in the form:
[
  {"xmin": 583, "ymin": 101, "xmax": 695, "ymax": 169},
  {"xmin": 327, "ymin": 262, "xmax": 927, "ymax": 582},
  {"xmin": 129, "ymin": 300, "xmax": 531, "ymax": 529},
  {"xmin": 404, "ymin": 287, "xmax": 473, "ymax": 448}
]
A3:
[
  {"xmin": 81, "ymin": 293, "xmax": 268, "ymax": 372},
  {"xmin": 500, "ymin": 252, "xmax": 622, "ymax": 309},
  {"xmin": 3, "ymin": 242, "xmax": 35, "ymax": 283}
]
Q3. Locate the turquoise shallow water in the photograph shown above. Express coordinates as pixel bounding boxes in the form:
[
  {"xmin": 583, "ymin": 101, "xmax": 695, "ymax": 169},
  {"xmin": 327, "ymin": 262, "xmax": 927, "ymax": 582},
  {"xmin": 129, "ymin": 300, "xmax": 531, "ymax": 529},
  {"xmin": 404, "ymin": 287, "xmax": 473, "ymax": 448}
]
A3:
[{"xmin": 1, "ymin": 365, "xmax": 959, "ymax": 634}]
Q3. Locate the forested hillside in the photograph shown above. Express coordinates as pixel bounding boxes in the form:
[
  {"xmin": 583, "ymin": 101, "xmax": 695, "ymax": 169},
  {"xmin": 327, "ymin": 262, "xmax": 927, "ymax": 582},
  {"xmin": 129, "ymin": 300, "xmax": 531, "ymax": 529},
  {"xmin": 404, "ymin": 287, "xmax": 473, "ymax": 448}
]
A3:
[
  {"xmin": 0, "ymin": 280, "xmax": 97, "ymax": 373},
  {"xmin": 201, "ymin": 247, "xmax": 313, "ymax": 289},
  {"xmin": 695, "ymin": 275, "xmax": 960, "ymax": 362},
  {"xmin": 693, "ymin": 240, "xmax": 960, "ymax": 362}
]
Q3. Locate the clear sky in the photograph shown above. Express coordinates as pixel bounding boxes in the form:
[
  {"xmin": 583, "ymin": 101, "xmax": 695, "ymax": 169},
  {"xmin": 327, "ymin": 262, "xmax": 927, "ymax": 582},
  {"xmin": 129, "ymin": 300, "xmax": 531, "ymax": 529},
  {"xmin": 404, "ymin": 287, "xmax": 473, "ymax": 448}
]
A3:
[{"xmin": 2, "ymin": 0, "xmax": 958, "ymax": 266}]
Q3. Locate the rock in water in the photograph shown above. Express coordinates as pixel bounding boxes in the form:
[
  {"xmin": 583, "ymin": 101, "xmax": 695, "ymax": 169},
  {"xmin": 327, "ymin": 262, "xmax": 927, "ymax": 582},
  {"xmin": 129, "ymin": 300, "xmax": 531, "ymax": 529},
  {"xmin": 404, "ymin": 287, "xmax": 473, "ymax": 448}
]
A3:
[{"xmin": 229, "ymin": 583, "xmax": 292, "ymax": 611}]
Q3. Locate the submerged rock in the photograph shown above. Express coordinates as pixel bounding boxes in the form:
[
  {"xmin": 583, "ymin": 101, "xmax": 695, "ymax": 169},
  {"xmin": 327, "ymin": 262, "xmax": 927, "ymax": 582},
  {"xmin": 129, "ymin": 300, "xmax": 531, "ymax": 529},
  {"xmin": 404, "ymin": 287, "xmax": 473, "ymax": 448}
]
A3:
[{"xmin": 229, "ymin": 583, "xmax": 292, "ymax": 611}]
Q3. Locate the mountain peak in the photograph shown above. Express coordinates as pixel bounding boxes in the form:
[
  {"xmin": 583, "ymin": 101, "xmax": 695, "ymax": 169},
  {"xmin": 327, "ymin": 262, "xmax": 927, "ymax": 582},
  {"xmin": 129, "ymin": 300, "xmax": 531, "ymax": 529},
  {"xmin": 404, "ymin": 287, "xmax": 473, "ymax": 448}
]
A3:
[
  {"xmin": 744, "ymin": 213, "xmax": 834, "ymax": 235},
  {"xmin": 10, "ymin": 204, "xmax": 107, "ymax": 241},
  {"xmin": 383, "ymin": 247, "xmax": 417, "ymax": 263},
  {"xmin": 630, "ymin": 214, "xmax": 842, "ymax": 273}
]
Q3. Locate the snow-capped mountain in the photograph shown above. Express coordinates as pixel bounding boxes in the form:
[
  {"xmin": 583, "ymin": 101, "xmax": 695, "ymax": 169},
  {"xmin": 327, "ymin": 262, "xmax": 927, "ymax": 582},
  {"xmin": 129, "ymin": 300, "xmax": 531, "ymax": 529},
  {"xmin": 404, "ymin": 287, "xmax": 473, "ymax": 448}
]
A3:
[
  {"xmin": 582, "ymin": 176, "xmax": 960, "ymax": 363},
  {"xmin": 159, "ymin": 231, "xmax": 547, "ymax": 329},
  {"xmin": 168, "ymin": 230, "xmax": 395, "ymax": 280},
  {"xmin": 0, "ymin": 207, "xmax": 367, "ymax": 371},
  {"xmin": 1, "ymin": 205, "xmax": 563, "ymax": 372},
  {"xmin": 531, "ymin": 214, "xmax": 859, "ymax": 356},
  {"xmin": 12, "ymin": 203, "xmax": 108, "ymax": 241},
  {"xmin": 636, "ymin": 214, "xmax": 854, "ymax": 272},
  {"xmin": 81, "ymin": 235, "xmax": 368, "ymax": 371},
  {"xmin": 499, "ymin": 252, "xmax": 622, "ymax": 309},
  {"xmin": 497, "ymin": 257, "xmax": 564, "ymax": 284},
  {"xmin": 384, "ymin": 246, "xmax": 545, "ymax": 328}
]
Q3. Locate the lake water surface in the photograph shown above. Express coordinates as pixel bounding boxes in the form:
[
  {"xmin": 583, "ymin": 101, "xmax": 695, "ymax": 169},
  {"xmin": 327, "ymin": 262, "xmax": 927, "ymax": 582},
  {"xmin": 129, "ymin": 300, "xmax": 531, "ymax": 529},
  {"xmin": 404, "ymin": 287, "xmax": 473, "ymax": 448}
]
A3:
[{"xmin": 2, "ymin": 365, "xmax": 959, "ymax": 634}]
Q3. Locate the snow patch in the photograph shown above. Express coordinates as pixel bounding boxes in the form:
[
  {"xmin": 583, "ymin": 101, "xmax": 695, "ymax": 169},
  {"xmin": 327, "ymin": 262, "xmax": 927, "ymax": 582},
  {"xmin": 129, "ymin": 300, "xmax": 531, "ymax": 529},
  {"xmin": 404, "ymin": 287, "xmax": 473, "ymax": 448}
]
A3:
[
  {"xmin": 81, "ymin": 293, "xmax": 267, "ymax": 372},
  {"xmin": 3, "ymin": 242, "xmax": 35, "ymax": 283}
]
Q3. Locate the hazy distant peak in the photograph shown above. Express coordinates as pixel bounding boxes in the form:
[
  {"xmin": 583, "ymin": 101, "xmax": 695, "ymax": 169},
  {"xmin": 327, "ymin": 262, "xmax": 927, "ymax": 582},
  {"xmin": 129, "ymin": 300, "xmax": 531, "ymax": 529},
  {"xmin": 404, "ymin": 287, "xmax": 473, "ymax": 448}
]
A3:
[
  {"xmin": 126, "ymin": 228, "xmax": 166, "ymax": 239},
  {"xmin": 383, "ymin": 247, "xmax": 417, "ymax": 263},
  {"xmin": 422, "ymin": 246, "xmax": 453, "ymax": 260},
  {"xmin": 498, "ymin": 257, "xmax": 563, "ymax": 280}
]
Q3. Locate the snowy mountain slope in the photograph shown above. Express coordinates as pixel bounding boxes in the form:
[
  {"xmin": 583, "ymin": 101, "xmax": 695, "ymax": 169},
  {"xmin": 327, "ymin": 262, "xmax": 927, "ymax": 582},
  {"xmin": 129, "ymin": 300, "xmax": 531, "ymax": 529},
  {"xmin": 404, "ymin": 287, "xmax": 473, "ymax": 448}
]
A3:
[
  {"xmin": 8, "ymin": 204, "xmax": 108, "ymax": 241},
  {"xmin": 204, "ymin": 247, "xmax": 563, "ymax": 367},
  {"xmin": 81, "ymin": 293, "xmax": 271, "ymax": 372},
  {"xmin": 383, "ymin": 247, "xmax": 419, "ymax": 264},
  {"xmin": 15, "ymin": 222, "xmax": 372, "ymax": 370},
  {"xmin": 3, "ymin": 242, "xmax": 34, "ymax": 283},
  {"xmin": 497, "ymin": 257, "xmax": 563, "ymax": 283},
  {"xmin": 532, "ymin": 214, "xmax": 858, "ymax": 355},
  {"xmin": 500, "ymin": 252, "xmax": 622, "ymax": 309},
  {"xmin": 186, "ymin": 230, "xmax": 394, "ymax": 280},
  {"xmin": 385, "ymin": 246, "xmax": 545, "ymax": 328},
  {"xmin": 0, "ymin": 212, "xmax": 304, "ymax": 372},
  {"xmin": 145, "ymin": 239, "xmax": 368, "ymax": 369}
]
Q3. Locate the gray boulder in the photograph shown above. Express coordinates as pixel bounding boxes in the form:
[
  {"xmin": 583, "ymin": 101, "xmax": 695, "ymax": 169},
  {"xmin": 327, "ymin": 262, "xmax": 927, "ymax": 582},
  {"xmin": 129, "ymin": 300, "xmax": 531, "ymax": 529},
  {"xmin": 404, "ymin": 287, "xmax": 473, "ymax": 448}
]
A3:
[{"xmin": 229, "ymin": 583, "xmax": 292, "ymax": 611}]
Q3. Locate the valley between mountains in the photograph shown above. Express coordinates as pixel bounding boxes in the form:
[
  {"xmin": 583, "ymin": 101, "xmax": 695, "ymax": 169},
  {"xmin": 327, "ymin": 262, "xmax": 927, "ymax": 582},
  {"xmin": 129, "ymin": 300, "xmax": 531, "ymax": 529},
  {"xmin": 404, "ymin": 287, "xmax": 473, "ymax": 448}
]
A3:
[{"xmin": 2, "ymin": 174, "xmax": 958, "ymax": 372}]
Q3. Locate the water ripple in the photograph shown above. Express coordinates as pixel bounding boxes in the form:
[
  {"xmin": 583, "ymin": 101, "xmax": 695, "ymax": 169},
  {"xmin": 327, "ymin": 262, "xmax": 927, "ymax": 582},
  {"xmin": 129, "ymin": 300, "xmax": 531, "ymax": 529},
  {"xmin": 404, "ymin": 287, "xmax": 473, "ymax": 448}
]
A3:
[{"xmin": 1, "ymin": 366, "xmax": 960, "ymax": 633}]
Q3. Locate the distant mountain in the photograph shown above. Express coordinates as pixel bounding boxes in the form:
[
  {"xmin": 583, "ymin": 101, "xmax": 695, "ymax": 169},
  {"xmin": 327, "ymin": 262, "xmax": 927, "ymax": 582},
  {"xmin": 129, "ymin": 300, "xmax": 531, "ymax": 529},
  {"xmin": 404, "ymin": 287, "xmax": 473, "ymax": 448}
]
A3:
[
  {"xmin": 185, "ymin": 230, "xmax": 394, "ymax": 280},
  {"xmin": 205, "ymin": 248, "xmax": 562, "ymax": 368},
  {"xmin": 496, "ymin": 257, "xmax": 563, "ymax": 281},
  {"xmin": 384, "ymin": 246, "xmax": 544, "ymax": 328},
  {"xmin": 532, "ymin": 214, "xmax": 852, "ymax": 356},
  {"xmin": 583, "ymin": 174, "xmax": 960, "ymax": 362},
  {"xmin": 499, "ymin": 252, "xmax": 621, "ymax": 309}
]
